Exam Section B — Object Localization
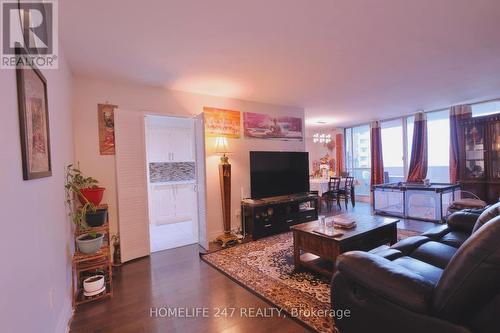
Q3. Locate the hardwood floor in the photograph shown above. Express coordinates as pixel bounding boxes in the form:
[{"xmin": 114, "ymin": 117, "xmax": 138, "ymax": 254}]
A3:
[
  {"xmin": 70, "ymin": 245, "xmax": 311, "ymax": 333},
  {"xmin": 71, "ymin": 202, "xmax": 438, "ymax": 332}
]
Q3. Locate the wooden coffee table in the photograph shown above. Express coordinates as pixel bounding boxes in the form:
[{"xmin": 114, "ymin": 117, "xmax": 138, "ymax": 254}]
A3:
[{"xmin": 291, "ymin": 215, "xmax": 399, "ymax": 277}]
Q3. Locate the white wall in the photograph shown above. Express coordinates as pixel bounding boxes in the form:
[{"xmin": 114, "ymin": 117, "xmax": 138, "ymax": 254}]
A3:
[
  {"xmin": 305, "ymin": 126, "xmax": 343, "ymax": 174},
  {"xmin": 73, "ymin": 76, "xmax": 304, "ymax": 246},
  {"xmin": 0, "ymin": 51, "xmax": 74, "ymax": 333}
]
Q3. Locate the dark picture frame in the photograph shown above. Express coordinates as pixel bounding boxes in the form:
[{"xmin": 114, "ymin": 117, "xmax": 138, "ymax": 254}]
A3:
[{"xmin": 16, "ymin": 47, "xmax": 52, "ymax": 180}]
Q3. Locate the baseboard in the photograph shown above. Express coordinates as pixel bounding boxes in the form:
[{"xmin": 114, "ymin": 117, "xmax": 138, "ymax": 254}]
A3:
[{"xmin": 55, "ymin": 297, "xmax": 74, "ymax": 333}]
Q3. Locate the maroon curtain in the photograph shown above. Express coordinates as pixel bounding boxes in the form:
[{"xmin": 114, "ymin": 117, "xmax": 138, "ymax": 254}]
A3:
[
  {"xmin": 335, "ymin": 133, "xmax": 344, "ymax": 176},
  {"xmin": 407, "ymin": 112, "xmax": 428, "ymax": 182},
  {"xmin": 449, "ymin": 104, "xmax": 472, "ymax": 183},
  {"xmin": 370, "ymin": 121, "xmax": 384, "ymax": 189}
]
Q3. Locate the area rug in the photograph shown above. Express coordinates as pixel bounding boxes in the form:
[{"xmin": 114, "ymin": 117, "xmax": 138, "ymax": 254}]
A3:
[{"xmin": 201, "ymin": 229, "xmax": 420, "ymax": 333}]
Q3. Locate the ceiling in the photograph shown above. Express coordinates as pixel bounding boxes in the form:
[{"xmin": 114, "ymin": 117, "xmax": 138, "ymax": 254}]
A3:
[{"xmin": 60, "ymin": 0, "xmax": 500, "ymax": 127}]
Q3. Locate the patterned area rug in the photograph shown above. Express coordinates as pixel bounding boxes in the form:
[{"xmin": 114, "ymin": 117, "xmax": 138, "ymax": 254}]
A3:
[{"xmin": 201, "ymin": 229, "xmax": 420, "ymax": 333}]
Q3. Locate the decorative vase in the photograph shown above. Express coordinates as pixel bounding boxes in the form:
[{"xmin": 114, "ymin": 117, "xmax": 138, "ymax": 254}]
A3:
[
  {"xmin": 79, "ymin": 187, "xmax": 105, "ymax": 206},
  {"xmin": 76, "ymin": 233, "xmax": 104, "ymax": 254}
]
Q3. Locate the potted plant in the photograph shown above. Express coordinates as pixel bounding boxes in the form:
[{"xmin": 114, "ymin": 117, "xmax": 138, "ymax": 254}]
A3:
[
  {"xmin": 111, "ymin": 234, "xmax": 121, "ymax": 266},
  {"xmin": 82, "ymin": 269, "xmax": 106, "ymax": 296},
  {"xmin": 76, "ymin": 231, "xmax": 105, "ymax": 254},
  {"xmin": 65, "ymin": 164, "xmax": 107, "ymax": 254},
  {"xmin": 65, "ymin": 164, "xmax": 105, "ymax": 206},
  {"xmin": 65, "ymin": 164, "xmax": 107, "ymax": 228}
]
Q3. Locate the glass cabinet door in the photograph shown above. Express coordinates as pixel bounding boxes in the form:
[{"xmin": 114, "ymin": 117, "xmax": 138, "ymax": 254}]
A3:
[
  {"xmin": 464, "ymin": 124, "xmax": 486, "ymax": 179},
  {"xmin": 490, "ymin": 122, "xmax": 500, "ymax": 180}
]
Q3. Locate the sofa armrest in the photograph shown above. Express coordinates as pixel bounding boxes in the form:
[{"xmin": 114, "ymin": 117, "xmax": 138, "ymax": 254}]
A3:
[
  {"xmin": 446, "ymin": 211, "xmax": 479, "ymax": 234},
  {"xmin": 336, "ymin": 251, "xmax": 434, "ymax": 314}
]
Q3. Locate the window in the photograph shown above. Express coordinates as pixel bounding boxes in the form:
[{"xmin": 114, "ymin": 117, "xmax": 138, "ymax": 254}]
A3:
[
  {"xmin": 426, "ymin": 110, "xmax": 450, "ymax": 182},
  {"xmin": 345, "ymin": 125, "xmax": 371, "ymax": 196},
  {"xmin": 381, "ymin": 119, "xmax": 404, "ymax": 183},
  {"xmin": 472, "ymin": 101, "xmax": 500, "ymax": 117}
]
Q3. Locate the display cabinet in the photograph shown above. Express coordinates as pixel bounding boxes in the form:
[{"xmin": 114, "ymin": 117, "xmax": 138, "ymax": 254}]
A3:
[{"xmin": 459, "ymin": 113, "xmax": 500, "ymax": 203}]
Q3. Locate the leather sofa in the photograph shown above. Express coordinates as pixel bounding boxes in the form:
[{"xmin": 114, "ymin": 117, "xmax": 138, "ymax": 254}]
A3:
[{"xmin": 331, "ymin": 202, "xmax": 500, "ymax": 333}]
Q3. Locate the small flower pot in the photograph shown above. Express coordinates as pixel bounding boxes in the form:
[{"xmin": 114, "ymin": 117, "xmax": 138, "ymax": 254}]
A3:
[
  {"xmin": 85, "ymin": 208, "xmax": 108, "ymax": 227},
  {"xmin": 76, "ymin": 233, "xmax": 104, "ymax": 254},
  {"xmin": 83, "ymin": 275, "xmax": 105, "ymax": 293},
  {"xmin": 79, "ymin": 187, "xmax": 105, "ymax": 206}
]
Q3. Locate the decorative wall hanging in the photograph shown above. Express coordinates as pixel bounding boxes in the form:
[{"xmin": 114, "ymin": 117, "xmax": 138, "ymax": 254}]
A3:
[
  {"xmin": 98, "ymin": 103, "xmax": 117, "ymax": 155},
  {"xmin": 16, "ymin": 47, "xmax": 52, "ymax": 180},
  {"xmin": 243, "ymin": 112, "xmax": 303, "ymax": 140},
  {"xmin": 203, "ymin": 107, "xmax": 241, "ymax": 138}
]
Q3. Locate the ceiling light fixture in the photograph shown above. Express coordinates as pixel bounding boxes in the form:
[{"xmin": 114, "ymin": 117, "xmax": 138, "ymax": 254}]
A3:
[{"xmin": 313, "ymin": 133, "xmax": 332, "ymax": 144}]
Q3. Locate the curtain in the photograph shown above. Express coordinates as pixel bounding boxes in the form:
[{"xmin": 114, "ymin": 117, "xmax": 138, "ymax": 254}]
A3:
[
  {"xmin": 370, "ymin": 121, "xmax": 384, "ymax": 188},
  {"xmin": 407, "ymin": 112, "xmax": 428, "ymax": 182},
  {"xmin": 335, "ymin": 133, "xmax": 344, "ymax": 176},
  {"xmin": 449, "ymin": 104, "xmax": 472, "ymax": 183}
]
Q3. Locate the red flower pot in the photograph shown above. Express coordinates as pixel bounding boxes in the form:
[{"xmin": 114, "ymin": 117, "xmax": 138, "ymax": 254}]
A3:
[{"xmin": 79, "ymin": 187, "xmax": 105, "ymax": 206}]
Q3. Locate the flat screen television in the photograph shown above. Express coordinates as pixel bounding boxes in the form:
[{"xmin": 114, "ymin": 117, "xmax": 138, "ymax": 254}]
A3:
[{"xmin": 250, "ymin": 151, "xmax": 309, "ymax": 199}]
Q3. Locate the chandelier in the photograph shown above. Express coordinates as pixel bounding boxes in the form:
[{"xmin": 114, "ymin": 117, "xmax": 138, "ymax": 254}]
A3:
[{"xmin": 313, "ymin": 133, "xmax": 332, "ymax": 144}]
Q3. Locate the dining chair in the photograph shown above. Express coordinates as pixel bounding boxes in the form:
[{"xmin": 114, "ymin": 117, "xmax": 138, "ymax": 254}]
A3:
[
  {"xmin": 322, "ymin": 177, "xmax": 341, "ymax": 212},
  {"xmin": 337, "ymin": 176, "xmax": 355, "ymax": 210}
]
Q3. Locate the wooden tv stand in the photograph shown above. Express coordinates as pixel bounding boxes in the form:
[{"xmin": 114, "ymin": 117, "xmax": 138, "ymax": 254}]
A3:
[{"xmin": 241, "ymin": 193, "xmax": 319, "ymax": 240}]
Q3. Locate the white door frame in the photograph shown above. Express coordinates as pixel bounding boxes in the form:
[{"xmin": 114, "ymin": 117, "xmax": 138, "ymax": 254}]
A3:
[{"xmin": 142, "ymin": 112, "xmax": 208, "ymax": 251}]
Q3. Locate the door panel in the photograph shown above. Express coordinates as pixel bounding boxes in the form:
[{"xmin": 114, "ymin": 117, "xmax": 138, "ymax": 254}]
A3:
[
  {"xmin": 115, "ymin": 109, "xmax": 150, "ymax": 262},
  {"xmin": 195, "ymin": 114, "xmax": 208, "ymax": 250}
]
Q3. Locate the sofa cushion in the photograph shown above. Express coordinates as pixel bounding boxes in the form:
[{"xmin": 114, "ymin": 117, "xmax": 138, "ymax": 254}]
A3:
[
  {"xmin": 422, "ymin": 224, "xmax": 450, "ymax": 240},
  {"xmin": 391, "ymin": 236, "xmax": 430, "ymax": 255},
  {"xmin": 370, "ymin": 245, "xmax": 404, "ymax": 260},
  {"xmin": 439, "ymin": 231, "xmax": 469, "ymax": 248},
  {"xmin": 473, "ymin": 202, "xmax": 500, "ymax": 233},
  {"xmin": 410, "ymin": 241, "xmax": 458, "ymax": 269},
  {"xmin": 393, "ymin": 256, "xmax": 443, "ymax": 285}
]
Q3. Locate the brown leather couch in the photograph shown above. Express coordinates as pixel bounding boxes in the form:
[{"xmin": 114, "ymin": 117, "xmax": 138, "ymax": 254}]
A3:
[{"xmin": 331, "ymin": 202, "xmax": 500, "ymax": 333}]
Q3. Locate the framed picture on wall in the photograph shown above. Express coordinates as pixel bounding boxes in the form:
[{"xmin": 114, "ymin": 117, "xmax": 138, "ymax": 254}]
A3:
[
  {"xmin": 203, "ymin": 107, "xmax": 241, "ymax": 138},
  {"xmin": 98, "ymin": 103, "xmax": 117, "ymax": 155},
  {"xmin": 16, "ymin": 47, "xmax": 52, "ymax": 180},
  {"xmin": 243, "ymin": 112, "xmax": 303, "ymax": 140}
]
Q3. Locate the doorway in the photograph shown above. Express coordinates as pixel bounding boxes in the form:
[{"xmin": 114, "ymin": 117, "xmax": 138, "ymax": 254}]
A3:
[{"xmin": 145, "ymin": 115, "xmax": 199, "ymax": 252}]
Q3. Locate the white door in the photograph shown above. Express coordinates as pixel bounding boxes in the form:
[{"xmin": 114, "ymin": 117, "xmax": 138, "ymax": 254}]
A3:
[
  {"xmin": 115, "ymin": 109, "xmax": 150, "ymax": 262},
  {"xmin": 194, "ymin": 113, "xmax": 208, "ymax": 250}
]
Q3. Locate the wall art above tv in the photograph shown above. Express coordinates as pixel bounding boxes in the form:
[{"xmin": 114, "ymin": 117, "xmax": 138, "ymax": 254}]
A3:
[{"xmin": 243, "ymin": 112, "xmax": 303, "ymax": 140}]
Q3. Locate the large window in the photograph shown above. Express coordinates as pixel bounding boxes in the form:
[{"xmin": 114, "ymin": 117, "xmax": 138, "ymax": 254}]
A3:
[
  {"xmin": 345, "ymin": 125, "xmax": 371, "ymax": 195},
  {"xmin": 381, "ymin": 119, "xmax": 404, "ymax": 183},
  {"xmin": 472, "ymin": 101, "xmax": 500, "ymax": 117},
  {"xmin": 427, "ymin": 110, "xmax": 450, "ymax": 182}
]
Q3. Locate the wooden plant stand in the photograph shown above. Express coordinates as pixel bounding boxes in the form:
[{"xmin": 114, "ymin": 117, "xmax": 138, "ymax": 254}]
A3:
[{"xmin": 71, "ymin": 204, "xmax": 113, "ymax": 308}]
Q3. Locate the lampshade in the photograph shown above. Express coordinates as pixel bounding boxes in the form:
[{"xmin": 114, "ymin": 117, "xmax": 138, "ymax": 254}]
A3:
[{"xmin": 214, "ymin": 136, "xmax": 230, "ymax": 154}]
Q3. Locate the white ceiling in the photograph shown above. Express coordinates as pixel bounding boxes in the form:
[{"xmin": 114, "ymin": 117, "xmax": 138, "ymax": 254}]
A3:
[{"xmin": 60, "ymin": 0, "xmax": 500, "ymax": 127}]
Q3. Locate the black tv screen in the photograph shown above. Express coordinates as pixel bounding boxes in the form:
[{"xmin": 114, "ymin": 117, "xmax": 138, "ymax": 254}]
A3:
[{"xmin": 250, "ymin": 151, "xmax": 309, "ymax": 199}]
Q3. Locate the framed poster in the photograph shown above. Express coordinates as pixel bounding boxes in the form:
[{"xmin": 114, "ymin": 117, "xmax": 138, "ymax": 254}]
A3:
[
  {"xmin": 16, "ymin": 48, "xmax": 52, "ymax": 180},
  {"xmin": 98, "ymin": 103, "xmax": 117, "ymax": 155},
  {"xmin": 203, "ymin": 107, "xmax": 240, "ymax": 138},
  {"xmin": 243, "ymin": 112, "xmax": 303, "ymax": 140}
]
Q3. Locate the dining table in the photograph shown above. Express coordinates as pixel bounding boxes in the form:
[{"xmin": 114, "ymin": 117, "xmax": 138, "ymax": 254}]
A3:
[{"xmin": 309, "ymin": 177, "xmax": 356, "ymax": 206}]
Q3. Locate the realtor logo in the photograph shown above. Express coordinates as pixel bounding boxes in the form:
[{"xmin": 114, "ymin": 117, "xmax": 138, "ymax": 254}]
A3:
[{"xmin": 1, "ymin": 0, "xmax": 58, "ymax": 69}]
